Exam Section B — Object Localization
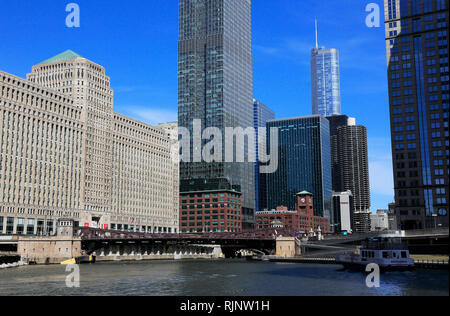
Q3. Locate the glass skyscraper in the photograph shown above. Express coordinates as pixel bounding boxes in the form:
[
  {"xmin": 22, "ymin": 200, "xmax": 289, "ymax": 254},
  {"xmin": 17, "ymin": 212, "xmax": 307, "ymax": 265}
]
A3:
[
  {"xmin": 178, "ymin": 0, "xmax": 255, "ymax": 225},
  {"xmin": 253, "ymin": 99, "xmax": 275, "ymax": 212},
  {"xmin": 311, "ymin": 46, "xmax": 342, "ymax": 117},
  {"xmin": 385, "ymin": 0, "xmax": 449, "ymax": 230},
  {"xmin": 266, "ymin": 116, "xmax": 333, "ymax": 229}
]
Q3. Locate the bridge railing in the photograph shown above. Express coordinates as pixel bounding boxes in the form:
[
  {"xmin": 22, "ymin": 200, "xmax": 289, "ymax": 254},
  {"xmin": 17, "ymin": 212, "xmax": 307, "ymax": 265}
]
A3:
[{"xmin": 74, "ymin": 227, "xmax": 298, "ymax": 241}]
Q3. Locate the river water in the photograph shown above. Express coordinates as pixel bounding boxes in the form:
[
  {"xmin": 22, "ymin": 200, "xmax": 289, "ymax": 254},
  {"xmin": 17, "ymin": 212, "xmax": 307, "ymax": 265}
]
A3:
[{"xmin": 0, "ymin": 260, "xmax": 448, "ymax": 296}]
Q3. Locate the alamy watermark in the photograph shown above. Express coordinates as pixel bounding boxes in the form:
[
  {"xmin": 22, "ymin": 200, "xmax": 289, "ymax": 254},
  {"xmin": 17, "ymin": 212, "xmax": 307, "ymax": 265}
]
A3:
[
  {"xmin": 174, "ymin": 120, "xmax": 279, "ymax": 174},
  {"xmin": 365, "ymin": 3, "xmax": 381, "ymax": 28},
  {"xmin": 66, "ymin": 3, "xmax": 80, "ymax": 28},
  {"xmin": 365, "ymin": 263, "xmax": 381, "ymax": 288},
  {"xmin": 65, "ymin": 264, "xmax": 80, "ymax": 288}
]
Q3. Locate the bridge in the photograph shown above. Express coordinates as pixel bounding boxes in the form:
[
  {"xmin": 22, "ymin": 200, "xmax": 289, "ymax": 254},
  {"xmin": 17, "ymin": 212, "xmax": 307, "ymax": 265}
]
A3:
[
  {"xmin": 75, "ymin": 227, "xmax": 298, "ymax": 258},
  {"xmin": 2, "ymin": 227, "xmax": 447, "ymax": 262},
  {"xmin": 299, "ymin": 228, "xmax": 449, "ymax": 257}
]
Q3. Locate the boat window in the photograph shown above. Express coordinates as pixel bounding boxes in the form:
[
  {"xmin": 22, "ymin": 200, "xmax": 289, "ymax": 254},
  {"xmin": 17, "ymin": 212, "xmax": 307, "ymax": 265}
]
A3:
[
  {"xmin": 383, "ymin": 252, "xmax": 389, "ymax": 259},
  {"xmin": 401, "ymin": 251, "xmax": 407, "ymax": 258}
]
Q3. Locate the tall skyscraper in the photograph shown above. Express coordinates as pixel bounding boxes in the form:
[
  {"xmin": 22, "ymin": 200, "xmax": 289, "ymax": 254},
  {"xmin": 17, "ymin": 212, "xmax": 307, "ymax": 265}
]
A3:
[
  {"xmin": 337, "ymin": 125, "xmax": 371, "ymax": 233},
  {"xmin": 326, "ymin": 114, "xmax": 351, "ymax": 192},
  {"xmin": 253, "ymin": 99, "xmax": 275, "ymax": 212},
  {"xmin": 0, "ymin": 51, "xmax": 179, "ymax": 235},
  {"xmin": 178, "ymin": 0, "xmax": 255, "ymax": 229},
  {"xmin": 266, "ymin": 116, "xmax": 333, "ymax": 229},
  {"xmin": 311, "ymin": 22, "xmax": 342, "ymax": 117},
  {"xmin": 327, "ymin": 115, "xmax": 371, "ymax": 233},
  {"xmin": 27, "ymin": 50, "xmax": 114, "ymax": 227},
  {"xmin": 385, "ymin": 0, "xmax": 449, "ymax": 229}
]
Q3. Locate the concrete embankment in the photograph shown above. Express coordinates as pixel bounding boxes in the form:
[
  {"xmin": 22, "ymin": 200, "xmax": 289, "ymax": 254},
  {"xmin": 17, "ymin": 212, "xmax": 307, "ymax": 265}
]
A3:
[
  {"xmin": 268, "ymin": 257, "xmax": 337, "ymax": 265},
  {"xmin": 253, "ymin": 256, "xmax": 449, "ymax": 270},
  {"xmin": 95, "ymin": 253, "xmax": 219, "ymax": 263},
  {"xmin": 0, "ymin": 255, "xmax": 27, "ymax": 269}
]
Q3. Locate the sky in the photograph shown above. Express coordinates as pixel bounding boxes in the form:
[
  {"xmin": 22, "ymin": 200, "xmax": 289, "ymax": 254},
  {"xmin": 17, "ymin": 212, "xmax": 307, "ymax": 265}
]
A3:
[{"xmin": 0, "ymin": 0, "xmax": 393, "ymax": 212}]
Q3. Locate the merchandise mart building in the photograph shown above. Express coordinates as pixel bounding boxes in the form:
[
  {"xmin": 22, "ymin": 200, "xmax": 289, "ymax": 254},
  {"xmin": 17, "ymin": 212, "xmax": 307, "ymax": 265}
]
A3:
[{"xmin": 0, "ymin": 51, "xmax": 179, "ymax": 235}]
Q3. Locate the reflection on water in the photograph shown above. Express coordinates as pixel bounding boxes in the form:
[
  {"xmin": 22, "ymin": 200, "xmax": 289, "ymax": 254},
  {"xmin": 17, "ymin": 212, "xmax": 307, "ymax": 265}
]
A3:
[{"xmin": 0, "ymin": 260, "xmax": 448, "ymax": 296}]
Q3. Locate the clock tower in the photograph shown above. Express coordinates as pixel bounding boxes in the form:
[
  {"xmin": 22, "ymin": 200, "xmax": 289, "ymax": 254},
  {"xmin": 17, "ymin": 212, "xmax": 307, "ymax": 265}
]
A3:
[{"xmin": 297, "ymin": 191, "xmax": 314, "ymax": 217}]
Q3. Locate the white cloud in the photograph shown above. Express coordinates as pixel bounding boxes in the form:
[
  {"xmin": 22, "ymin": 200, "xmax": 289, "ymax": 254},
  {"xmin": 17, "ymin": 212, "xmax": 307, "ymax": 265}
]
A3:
[{"xmin": 118, "ymin": 106, "xmax": 178, "ymax": 126}]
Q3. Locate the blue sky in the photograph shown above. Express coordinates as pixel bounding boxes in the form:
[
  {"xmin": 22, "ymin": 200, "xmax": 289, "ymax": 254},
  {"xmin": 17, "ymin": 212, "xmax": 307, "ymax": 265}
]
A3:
[{"xmin": 0, "ymin": 0, "xmax": 393, "ymax": 211}]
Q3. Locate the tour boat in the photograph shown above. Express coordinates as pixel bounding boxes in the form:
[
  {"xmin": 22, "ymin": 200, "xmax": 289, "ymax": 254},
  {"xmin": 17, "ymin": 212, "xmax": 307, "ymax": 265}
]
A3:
[{"xmin": 335, "ymin": 239, "xmax": 415, "ymax": 271}]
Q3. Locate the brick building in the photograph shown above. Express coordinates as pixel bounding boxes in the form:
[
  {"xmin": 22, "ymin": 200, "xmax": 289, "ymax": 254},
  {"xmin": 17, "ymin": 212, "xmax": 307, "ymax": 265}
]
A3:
[
  {"xmin": 179, "ymin": 179, "xmax": 242, "ymax": 233},
  {"xmin": 255, "ymin": 192, "xmax": 329, "ymax": 234}
]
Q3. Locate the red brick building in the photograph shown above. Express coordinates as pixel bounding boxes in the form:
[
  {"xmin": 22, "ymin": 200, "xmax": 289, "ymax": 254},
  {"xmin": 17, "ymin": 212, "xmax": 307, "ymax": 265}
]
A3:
[
  {"xmin": 180, "ymin": 189, "xmax": 242, "ymax": 233},
  {"xmin": 255, "ymin": 191, "xmax": 329, "ymax": 234}
]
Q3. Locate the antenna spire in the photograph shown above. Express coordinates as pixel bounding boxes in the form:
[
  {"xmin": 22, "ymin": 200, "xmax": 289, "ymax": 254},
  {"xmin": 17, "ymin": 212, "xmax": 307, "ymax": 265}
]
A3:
[{"xmin": 315, "ymin": 19, "xmax": 319, "ymax": 49}]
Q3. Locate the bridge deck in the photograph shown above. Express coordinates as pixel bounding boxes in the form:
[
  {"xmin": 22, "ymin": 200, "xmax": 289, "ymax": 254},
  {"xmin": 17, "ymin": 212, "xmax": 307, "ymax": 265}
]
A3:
[{"xmin": 75, "ymin": 227, "xmax": 297, "ymax": 242}]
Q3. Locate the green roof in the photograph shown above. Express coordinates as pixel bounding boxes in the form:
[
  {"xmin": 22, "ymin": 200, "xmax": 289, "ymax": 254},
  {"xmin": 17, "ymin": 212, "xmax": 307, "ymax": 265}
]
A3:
[
  {"xmin": 297, "ymin": 191, "xmax": 313, "ymax": 196},
  {"xmin": 37, "ymin": 50, "xmax": 83, "ymax": 65}
]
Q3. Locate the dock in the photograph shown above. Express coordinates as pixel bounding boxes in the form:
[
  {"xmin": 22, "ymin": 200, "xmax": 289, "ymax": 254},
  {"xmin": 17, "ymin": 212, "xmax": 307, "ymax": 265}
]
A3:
[{"xmin": 250, "ymin": 256, "xmax": 449, "ymax": 270}]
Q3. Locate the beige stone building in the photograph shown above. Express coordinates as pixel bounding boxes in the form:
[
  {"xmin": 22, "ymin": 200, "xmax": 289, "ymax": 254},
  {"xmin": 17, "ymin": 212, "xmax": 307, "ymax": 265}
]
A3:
[
  {"xmin": 111, "ymin": 115, "xmax": 178, "ymax": 233},
  {"xmin": 0, "ymin": 70, "xmax": 85, "ymax": 235},
  {"xmin": 0, "ymin": 50, "xmax": 179, "ymax": 235},
  {"xmin": 158, "ymin": 122, "xmax": 180, "ymax": 233}
]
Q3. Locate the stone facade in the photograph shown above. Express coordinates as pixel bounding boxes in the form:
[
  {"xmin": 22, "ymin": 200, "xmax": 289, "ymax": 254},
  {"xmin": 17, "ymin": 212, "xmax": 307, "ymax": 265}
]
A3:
[
  {"xmin": 0, "ymin": 51, "xmax": 179, "ymax": 235},
  {"xmin": 17, "ymin": 236, "xmax": 82, "ymax": 264},
  {"xmin": 276, "ymin": 237, "xmax": 297, "ymax": 258},
  {"xmin": 0, "ymin": 70, "xmax": 85, "ymax": 235}
]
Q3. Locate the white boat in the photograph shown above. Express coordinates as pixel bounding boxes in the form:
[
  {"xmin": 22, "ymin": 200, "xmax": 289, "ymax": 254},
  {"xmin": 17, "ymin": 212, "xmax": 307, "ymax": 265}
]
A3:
[{"xmin": 336, "ymin": 239, "xmax": 415, "ymax": 271}]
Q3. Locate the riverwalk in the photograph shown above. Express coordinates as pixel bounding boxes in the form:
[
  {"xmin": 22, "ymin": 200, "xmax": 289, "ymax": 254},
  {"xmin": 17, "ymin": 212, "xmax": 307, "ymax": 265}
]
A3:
[{"xmin": 254, "ymin": 256, "xmax": 449, "ymax": 270}]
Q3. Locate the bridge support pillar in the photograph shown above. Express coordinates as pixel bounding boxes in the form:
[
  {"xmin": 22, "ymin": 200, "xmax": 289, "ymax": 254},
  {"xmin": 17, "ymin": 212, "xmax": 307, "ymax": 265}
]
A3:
[{"xmin": 276, "ymin": 237, "xmax": 297, "ymax": 258}]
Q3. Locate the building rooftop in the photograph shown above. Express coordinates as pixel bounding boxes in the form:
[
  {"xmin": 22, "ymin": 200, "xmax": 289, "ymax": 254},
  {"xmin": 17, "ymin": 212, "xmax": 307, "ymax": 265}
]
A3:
[
  {"xmin": 297, "ymin": 191, "xmax": 313, "ymax": 196},
  {"xmin": 37, "ymin": 50, "xmax": 84, "ymax": 65},
  {"xmin": 267, "ymin": 114, "xmax": 322, "ymax": 124}
]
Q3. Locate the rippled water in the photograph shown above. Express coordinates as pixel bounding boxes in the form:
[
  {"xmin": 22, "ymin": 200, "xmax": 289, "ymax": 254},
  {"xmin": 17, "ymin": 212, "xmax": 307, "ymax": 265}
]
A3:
[{"xmin": 0, "ymin": 260, "xmax": 448, "ymax": 296}]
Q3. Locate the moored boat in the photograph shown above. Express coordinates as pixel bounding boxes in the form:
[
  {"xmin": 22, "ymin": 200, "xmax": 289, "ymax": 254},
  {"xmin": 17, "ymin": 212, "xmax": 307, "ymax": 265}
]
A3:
[{"xmin": 336, "ymin": 239, "xmax": 415, "ymax": 271}]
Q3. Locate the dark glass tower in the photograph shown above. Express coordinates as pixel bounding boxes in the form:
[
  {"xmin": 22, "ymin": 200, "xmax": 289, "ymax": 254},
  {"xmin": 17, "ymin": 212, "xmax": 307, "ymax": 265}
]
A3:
[
  {"xmin": 385, "ymin": 0, "xmax": 449, "ymax": 229},
  {"xmin": 266, "ymin": 116, "xmax": 333, "ymax": 229},
  {"xmin": 326, "ymin": 115, "xmax": 350, "ymax": 192},
  {"xmin": 178, "ymin": 0, "xmax": 255, "ymax": 226},
  {"xmin": 253, "ymin": 99, "xmax": 275, "ymax": 212}
]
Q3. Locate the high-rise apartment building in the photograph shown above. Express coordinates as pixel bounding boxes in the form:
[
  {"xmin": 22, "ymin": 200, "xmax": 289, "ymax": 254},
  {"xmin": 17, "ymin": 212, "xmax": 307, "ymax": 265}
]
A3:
[
  {"xmin": 385, "ymin": 0, "xmax": 449, "ymax": 229},
  {"xmin": 0, "ymin": 51, "xmax": 179, "ymax": 235},
  {"xmin": 326, "ymin": 115, "xmax": 351, "ymax": 192},
  {"xmin": 311, "ymin": 23, "xmax": 341, "ymax": 117},
  {"xmin": 253, "ymin": 99, "xmax": 275, "ymax": 212},
  {"xmin": 178, "ymin": 0, "xmax": 255, "ymax": 229},
  {"xmin": 266, "ymin": 116, "xmax": 333, "ymax": 230},
  {"xmin": 337, "ymin": 125, "xmax": 371, "ymax": 214}
]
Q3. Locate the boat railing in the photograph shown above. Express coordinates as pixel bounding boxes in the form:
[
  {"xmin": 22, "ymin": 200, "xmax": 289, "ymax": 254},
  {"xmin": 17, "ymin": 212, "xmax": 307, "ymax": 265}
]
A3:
[{"xmin": 362, "ymin": 241, "xmax": 409, "ymax": 250}]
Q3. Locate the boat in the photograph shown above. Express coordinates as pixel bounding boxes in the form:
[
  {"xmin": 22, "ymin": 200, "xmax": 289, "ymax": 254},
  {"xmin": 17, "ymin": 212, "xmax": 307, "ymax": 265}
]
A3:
[
  {"xmin": 335, "ymin": 239, "xmax": 415, "ymax": 271},
  {"xmin": 60, "ymin": 255, "xmax": 96, "ymax": 265}
]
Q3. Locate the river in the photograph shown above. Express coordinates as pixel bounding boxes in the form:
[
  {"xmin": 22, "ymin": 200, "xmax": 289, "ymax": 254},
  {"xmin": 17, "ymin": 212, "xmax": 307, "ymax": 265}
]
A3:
[{"xmin": 0, "ymin": 260, "xmax": 448, "ymax": 296}]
